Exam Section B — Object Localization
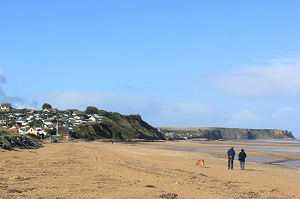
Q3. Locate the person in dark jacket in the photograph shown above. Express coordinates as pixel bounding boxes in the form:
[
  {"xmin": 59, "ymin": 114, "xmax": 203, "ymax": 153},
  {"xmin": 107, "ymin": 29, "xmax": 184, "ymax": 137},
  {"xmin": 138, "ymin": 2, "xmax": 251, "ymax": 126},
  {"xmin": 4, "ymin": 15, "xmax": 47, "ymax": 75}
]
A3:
[
  {"xmin": 238, "ymin": 149, "xmax": 247, "ymax": 170},
  {"xmin": 227, "ymin": 147, "xmax": 236, "ymax": 169}
]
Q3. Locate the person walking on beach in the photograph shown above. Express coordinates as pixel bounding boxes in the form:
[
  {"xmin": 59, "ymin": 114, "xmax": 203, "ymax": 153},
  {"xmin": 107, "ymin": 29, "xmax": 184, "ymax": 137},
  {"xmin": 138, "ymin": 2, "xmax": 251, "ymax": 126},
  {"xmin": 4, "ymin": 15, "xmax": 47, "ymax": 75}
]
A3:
[
  {"xmin": 227, "ymin": 147, "xmax": 235, "ymax": 169},
  {"xmin": 238, "ymin": 149, "xmax": 247, "ymax": 170}
]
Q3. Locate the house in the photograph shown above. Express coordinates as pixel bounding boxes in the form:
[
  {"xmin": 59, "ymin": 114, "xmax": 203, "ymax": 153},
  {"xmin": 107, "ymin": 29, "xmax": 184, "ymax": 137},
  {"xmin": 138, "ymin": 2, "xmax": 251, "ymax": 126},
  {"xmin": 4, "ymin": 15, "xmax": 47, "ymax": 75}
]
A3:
[
  {"xmin": 60, "ymin": 128, "xmax": 70, "ymax": 139},
  {"xmin": 1, "ymin": 103, "xmax": 11, "ymax": 112},
  {"xmin": 36, "ymin": 128, "xmax": 47, "ymax": 136},
  {"xmin": 89, "ymin": 116, "xmax": 99, "ymax": 123},
  {"xmin": 42, "ymin": 108, "xmax": 50, "ymax": 113},
  {"xmin": 43, "ymin": 118, "xmax": 56, "ymax": 127},
  {"xmin": 50, "ymin": 108, "xmax": 58, "ymax": 114},
  {"xmin": 8, "ymin": 126, "xmax": 18, "ymax": 133},
  {"xmin": 25, "ymin": 127, "xmax": 38, "ymax": 136},
  {"xmin": 17, "ymin": 126, "xmax": 31, "ymax": 134},
  {"xmin": 15, "ymin": 117, "xmax": 27, "ymax": 125}
]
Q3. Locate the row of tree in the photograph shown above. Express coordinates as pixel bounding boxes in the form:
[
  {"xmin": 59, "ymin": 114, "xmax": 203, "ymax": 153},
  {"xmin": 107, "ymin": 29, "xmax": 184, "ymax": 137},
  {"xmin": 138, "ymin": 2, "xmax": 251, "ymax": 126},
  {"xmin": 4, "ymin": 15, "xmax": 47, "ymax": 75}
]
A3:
[{"xmin": 42, "ymin": 103, "xmax": 98, "ymax": 114}]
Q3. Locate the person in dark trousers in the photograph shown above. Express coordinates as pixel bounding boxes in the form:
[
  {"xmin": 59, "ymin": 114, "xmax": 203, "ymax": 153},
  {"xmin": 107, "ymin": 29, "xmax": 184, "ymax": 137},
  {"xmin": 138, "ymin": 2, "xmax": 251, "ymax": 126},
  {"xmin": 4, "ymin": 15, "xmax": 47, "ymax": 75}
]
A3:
[
  {"xmin": 227, "ymin": 147, "xmax": 236, "ymax": 169},
  {"xmin": 238, "ymin": 149, "xmax": 247, "ymax": 170}
]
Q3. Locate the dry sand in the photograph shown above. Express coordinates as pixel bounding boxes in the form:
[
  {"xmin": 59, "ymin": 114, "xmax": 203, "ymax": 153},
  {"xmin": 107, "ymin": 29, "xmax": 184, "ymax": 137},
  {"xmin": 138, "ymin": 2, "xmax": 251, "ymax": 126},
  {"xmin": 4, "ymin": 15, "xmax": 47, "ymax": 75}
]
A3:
[{"xmin": 0, "ymin": 140, "xmax": 299, "ymax": 199}]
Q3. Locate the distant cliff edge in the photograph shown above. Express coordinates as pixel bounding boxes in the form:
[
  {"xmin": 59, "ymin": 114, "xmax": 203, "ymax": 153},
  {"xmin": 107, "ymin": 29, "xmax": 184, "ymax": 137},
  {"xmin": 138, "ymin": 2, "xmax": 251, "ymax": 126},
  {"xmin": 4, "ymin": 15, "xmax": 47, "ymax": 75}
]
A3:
[{"xmin": 159, "ymin": 127, "xmax": 295, "ymax": 140}]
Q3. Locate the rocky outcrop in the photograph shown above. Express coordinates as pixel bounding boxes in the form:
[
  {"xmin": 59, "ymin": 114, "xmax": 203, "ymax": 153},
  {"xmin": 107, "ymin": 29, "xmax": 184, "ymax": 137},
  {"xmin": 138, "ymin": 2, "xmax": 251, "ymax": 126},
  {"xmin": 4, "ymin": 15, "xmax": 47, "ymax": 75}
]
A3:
[
  {"xmin": 160, "ymin": 127, "xmax": 295, "ymax": 140},
  {"xmin": 0, "ymin": 135, "xmax": 43, "ymax": 150},
  {"xmin": 197, "ymin": 128, "xmax": 294, "ymax": 140}
]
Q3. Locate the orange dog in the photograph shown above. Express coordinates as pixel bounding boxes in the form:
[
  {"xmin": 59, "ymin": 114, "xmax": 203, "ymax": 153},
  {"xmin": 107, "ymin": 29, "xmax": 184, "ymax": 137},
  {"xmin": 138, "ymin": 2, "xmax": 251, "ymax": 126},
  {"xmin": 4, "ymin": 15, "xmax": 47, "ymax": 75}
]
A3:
[{"xmin": 196, "ymin": 159, "xmax": 205, "ymax": 168}]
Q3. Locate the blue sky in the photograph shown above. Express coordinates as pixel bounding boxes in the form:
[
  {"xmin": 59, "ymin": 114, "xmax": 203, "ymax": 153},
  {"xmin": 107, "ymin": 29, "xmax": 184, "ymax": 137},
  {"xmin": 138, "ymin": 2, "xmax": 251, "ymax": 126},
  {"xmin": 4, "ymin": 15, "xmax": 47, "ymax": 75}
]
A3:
[{"xmin": 1, "ymin": 1, "xmax": 300, "ymax": 138}]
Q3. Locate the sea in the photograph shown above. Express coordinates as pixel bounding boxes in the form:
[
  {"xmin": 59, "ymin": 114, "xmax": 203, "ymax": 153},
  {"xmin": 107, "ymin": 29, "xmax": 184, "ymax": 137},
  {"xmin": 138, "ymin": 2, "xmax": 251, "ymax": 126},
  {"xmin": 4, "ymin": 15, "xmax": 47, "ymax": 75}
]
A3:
[
  {"xmin": 229, "ymin": 138, "xmax": 300, "ymax": 168},
  {"xmin": 163, "ymin": 138, "xmax": 300, "ymax": 169}
]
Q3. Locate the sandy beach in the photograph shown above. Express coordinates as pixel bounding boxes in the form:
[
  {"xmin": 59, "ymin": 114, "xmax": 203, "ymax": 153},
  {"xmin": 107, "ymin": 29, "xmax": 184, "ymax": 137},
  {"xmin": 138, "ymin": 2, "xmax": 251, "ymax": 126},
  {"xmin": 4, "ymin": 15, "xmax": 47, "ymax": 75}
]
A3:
[{"xmin": 0, "ymin": 140, "xmax": 299, "ymax": 199}]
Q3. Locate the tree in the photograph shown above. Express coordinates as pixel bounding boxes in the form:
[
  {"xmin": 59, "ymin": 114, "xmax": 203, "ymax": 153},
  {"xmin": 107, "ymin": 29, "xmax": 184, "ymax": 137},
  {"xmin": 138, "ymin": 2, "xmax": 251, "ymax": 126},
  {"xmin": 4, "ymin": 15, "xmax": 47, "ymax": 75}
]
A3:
[
  {"xmin": 42, "ymin": 103, "xmax": 52, "ymax": 110},
  {"xmin": 85, "ymin": 106, "xmax": 99, "ymax": 114},
  {"xmin": 47, "ymin": 129, "xmax": 56, "ymax": 135}
]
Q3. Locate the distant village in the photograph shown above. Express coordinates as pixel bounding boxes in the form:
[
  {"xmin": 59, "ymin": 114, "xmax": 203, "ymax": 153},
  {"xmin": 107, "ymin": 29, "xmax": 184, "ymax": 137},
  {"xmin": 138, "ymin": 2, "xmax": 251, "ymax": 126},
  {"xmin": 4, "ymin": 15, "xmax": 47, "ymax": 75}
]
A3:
[
  {"xmin": 1, "ymin": 102, "xmax": 188, "ymax": 140},
  {"xmin": 0, "ymin": 102, "xmax": 104, "ymax": 139}
]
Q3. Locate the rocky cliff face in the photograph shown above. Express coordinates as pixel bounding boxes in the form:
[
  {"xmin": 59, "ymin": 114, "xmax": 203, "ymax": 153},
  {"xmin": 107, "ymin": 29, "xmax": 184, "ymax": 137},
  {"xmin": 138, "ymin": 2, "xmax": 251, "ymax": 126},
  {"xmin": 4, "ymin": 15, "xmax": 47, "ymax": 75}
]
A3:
[
  {"xmin": 72, "ymin": 111, "xmax": 165, "ymax": 140},
  {"xmin": 71, "ymin": 110, "xmax": 294, "ymax": 141},
  {"xmin": 198, "ymin": 128, "xmax": 294, "ymax": 140}
]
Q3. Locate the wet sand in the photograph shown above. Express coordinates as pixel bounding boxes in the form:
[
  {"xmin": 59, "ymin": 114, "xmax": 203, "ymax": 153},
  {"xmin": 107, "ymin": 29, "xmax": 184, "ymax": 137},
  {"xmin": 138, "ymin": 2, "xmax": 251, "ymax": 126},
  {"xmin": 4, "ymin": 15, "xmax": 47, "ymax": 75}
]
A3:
[{"xmin": 0, "ymin": 140, "xmax": 299, "ymax": 199}]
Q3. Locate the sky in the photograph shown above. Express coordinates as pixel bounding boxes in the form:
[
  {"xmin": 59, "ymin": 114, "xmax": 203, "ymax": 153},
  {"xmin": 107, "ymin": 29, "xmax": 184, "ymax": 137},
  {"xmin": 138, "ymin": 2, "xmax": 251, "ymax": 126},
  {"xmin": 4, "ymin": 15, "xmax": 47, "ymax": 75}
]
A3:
[{"xmin": 1, "ymin": 1, "xmax": 300, "ymax": 138}]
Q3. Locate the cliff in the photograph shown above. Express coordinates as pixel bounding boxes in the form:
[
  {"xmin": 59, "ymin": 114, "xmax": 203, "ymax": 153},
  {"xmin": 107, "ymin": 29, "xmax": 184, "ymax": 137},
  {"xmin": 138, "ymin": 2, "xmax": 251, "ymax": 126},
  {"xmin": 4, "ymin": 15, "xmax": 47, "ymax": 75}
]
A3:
[
  {"xmin": 71, "ymin": 111, "xmax": 165, "ymax": 141},
  {"xmin": 160, "ymin": 127, "xmax": 295, "ymax": 140},
  {"xmin": 197, "ymin": 128, "xmax": 294, "ymax": 140}
]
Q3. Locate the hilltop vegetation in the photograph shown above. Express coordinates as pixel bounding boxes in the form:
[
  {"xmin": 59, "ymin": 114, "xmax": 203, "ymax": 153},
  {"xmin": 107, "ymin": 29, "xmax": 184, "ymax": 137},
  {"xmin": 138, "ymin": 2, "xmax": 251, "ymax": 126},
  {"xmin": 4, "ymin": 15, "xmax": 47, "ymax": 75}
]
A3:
[{"xmin": 71, "ymin": 109, "xmax": 165, "ymax": 141}]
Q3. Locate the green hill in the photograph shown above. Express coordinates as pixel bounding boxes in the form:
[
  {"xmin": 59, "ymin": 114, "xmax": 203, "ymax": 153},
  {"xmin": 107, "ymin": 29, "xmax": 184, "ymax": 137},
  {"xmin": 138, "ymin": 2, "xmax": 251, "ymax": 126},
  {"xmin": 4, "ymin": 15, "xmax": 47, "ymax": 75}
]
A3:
[{"xmin": 71, "ymin": 111, "xmax": 165, "ymax": 141}]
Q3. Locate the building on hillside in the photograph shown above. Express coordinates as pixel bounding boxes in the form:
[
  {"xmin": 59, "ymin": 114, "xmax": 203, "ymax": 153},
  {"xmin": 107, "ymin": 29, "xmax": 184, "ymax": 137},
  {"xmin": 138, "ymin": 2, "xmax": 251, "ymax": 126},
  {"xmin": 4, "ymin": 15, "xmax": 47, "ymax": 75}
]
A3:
[
  {"xmin": 60, "ymin": 128, "xmax": 70, "ymax": 139},
  {"xmin": 18, "ymin": 127, "xmax": 27, "ymax": 134},
  {"xmin": 24, "ymin": 127, "xmax": 46, "ymax": 136},
  {"xmin": 25, "ymin": 127, "xmax": 38, "ymax": 136},
  {"xmin": 1, "ymin": 103, "xmax": 11, "ymax": 112},
  {"xmin": 50, "ymin": 108, "xmax": 58, "ymax": 114},
  {"xmin": 8, "ymin": 126, "xmax": 18, "ymax": 133},
  {"xmin": 89, "ymin": 116, "xmax": 99, "ymax": 123}
]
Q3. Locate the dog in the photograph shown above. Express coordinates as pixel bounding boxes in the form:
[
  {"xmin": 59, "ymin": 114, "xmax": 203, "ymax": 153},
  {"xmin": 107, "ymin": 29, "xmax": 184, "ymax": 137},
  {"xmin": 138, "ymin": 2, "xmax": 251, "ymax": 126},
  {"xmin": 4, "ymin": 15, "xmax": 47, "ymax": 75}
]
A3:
[{"xmin": 195, "ymin": 159, "xmax": 205, "ymax": 168}]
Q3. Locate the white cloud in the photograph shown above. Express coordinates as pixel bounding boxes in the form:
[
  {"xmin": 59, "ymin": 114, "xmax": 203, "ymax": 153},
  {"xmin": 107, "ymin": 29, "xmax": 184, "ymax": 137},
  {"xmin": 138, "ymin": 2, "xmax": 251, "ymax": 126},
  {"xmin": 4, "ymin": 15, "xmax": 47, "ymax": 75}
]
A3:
[
  {"xmin": 38, "ymin": 91, "xmax": 156, "ymax": 113},
  {"xmin": 0, "ymin": 69, "xmax": 7, "ymax": 85},
  {"xmin": 207, "ymin": 54, "xmax": 300, "ymax": 99},
  {"xmin": 193, "ymin": 54, "xmax": 300, "ymax": 136},
  {"xmin": 155, "ymin": 101, "xmax": 212, "ymax": 126},
  {"xmin": 39, "ymin": 91, "xmax": 214, "ymax": 126},
  {"xmin": 0, "ymin": 69, "xmax": 36, "ymax": 108},
  {"xmin": 230, "ymin": 109, "xmax": 257, "ymax": 123},
  {"xmin": 161, "ymin": 101, "xmax": 211, "ymax": 115},
  {"xmin": 272, "ymin": 107, "xmax": 296, "ymax": 124}
]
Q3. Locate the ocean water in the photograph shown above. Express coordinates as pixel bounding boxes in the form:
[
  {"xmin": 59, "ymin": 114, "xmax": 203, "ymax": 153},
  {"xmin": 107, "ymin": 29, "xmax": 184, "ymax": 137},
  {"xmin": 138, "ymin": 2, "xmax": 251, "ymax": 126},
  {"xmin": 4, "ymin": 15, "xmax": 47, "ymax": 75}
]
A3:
[
  {"xmin": 225, "ymin": 139, "xmax": 300, "ymax": 168},
  {"xmin": 165, "ymin": 139, "xmax": 300, "ymax": 168},
  {"xmin": 271, "ymin": 160, "xmax": 300, "ymax": 167},
  {"xmin": 216, "ymin": 139, "xmax": 300, "ymax": 168},
  {"xmin": 231, "ymin": 138, "xmax": 300, "ymax": 144}
]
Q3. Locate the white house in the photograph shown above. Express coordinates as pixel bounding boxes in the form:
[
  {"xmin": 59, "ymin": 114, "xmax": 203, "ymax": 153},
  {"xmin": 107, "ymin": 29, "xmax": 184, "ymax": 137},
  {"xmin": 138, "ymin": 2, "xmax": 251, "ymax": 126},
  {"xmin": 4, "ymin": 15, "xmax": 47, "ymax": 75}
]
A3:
[
  {"xmin": 25, "ymin": 127, "xmax": 38, "ymax": 136},
  {"xmin": 1, "ymin": 103, "xmax": 11, "ymax": 112}
]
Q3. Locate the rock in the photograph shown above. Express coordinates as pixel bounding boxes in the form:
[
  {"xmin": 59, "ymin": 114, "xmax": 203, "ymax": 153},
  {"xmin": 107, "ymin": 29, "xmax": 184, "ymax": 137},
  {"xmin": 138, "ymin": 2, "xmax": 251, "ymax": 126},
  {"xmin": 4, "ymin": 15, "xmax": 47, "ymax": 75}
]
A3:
[{"xmin": 0, "ymin": 135, "xmax": 43, "ymax": 150}]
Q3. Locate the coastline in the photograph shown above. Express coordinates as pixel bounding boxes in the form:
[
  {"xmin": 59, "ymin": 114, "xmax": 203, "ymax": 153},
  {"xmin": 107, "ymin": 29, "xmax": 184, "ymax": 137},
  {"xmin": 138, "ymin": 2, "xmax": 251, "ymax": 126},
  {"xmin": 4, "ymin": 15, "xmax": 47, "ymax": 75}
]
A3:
[
  {"xmin": 191, "ymin": 139, "xmax": 300, "ymax": 168},
  {"xmin": 0, "ymin": 140, "xmax": 299, "ymax": 198},
  {"xmin": 153, "ymin": 139, "xmax": 300, "ymax": 168}
]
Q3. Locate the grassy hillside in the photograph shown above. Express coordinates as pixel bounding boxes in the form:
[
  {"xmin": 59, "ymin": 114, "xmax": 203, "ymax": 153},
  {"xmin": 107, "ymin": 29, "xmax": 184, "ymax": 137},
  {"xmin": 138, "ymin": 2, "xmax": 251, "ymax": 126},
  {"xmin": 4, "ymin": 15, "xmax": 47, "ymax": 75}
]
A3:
[{"xmin": 72, "ymin": 111, "xmax": 165, "ymax": 140}]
